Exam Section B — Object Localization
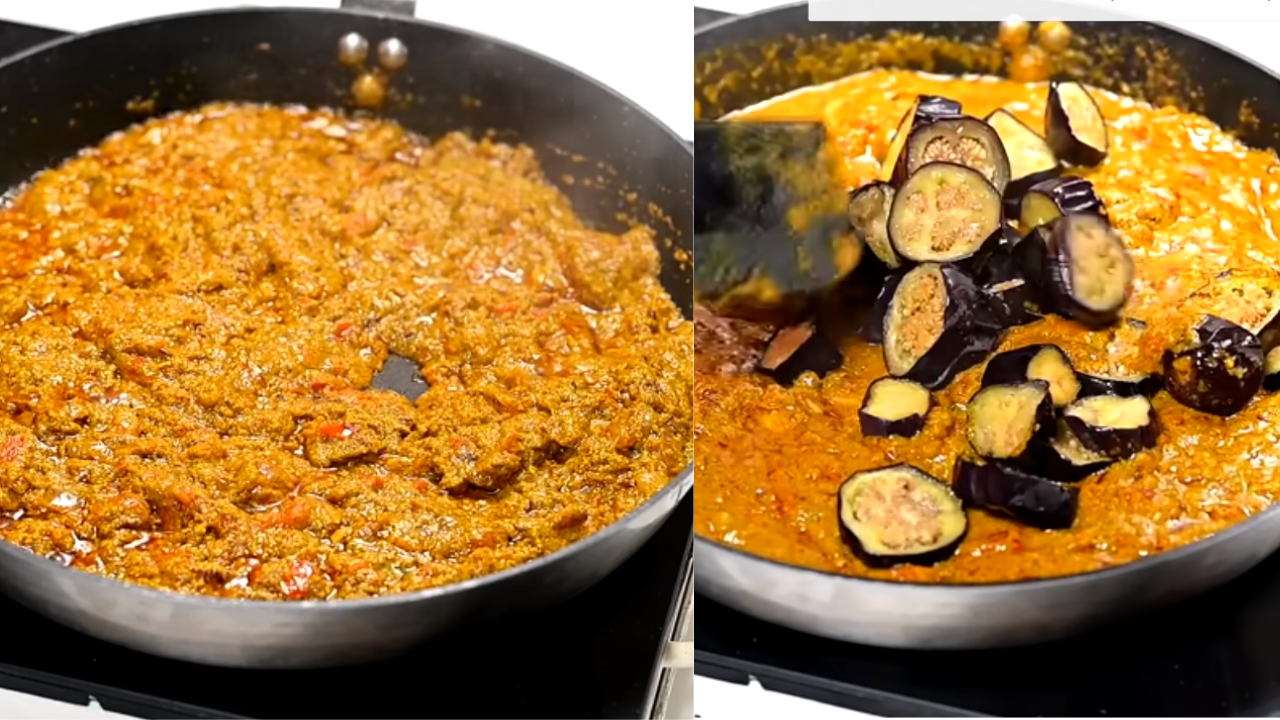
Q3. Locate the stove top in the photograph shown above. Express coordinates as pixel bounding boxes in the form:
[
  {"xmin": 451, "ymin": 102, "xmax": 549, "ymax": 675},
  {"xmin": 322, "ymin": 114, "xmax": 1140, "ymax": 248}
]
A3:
[{"xmin": 0, "ymin": 20, "xmax": 692, "ymax": 720}]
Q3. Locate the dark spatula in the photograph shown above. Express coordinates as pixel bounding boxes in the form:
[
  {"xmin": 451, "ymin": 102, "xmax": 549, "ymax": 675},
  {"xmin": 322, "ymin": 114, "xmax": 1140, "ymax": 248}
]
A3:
[{"xmin": 694, "ymin": 119, "xmax": 862, "ymax": 324}]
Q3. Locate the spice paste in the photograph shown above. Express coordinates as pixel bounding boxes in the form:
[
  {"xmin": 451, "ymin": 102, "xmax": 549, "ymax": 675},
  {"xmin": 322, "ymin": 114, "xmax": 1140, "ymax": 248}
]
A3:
[{"xmin": 0, "ymin": 103, "xmax": 692, "ymax": 600}]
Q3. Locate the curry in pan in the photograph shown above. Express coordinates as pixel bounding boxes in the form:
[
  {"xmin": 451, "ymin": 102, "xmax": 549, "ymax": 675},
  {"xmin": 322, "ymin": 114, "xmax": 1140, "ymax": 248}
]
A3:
[
  {"xmin": 0, "ymin": 103, "xmax": 692, "ymax": 600},
  {"xmin": 694, "ymin": 22, "xmax": 1280, "ymax": 583}
]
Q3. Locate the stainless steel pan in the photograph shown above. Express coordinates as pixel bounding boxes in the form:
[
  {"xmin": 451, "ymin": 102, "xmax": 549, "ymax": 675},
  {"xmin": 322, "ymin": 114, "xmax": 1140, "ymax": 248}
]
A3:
[
  {"xmin": 693, "ymin": 2, "xmax": 1280, "ymax": 650},
  {"xmin": 0, "ymin": 1, "xmax": 693, "ymax": 668}
]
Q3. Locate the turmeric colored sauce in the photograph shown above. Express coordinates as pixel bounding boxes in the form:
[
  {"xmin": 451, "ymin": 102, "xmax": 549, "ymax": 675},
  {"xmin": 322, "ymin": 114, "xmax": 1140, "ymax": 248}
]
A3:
[{"xmin": 694, "ymin": 70, "xmax": 1280, "ymax": 583}]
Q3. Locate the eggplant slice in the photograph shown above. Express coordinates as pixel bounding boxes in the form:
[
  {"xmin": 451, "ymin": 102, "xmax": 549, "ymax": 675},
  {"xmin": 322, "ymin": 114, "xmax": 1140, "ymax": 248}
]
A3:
[
  {"xmin": 881, "ymin": 263, "xmax": 1004, "ymax": 389},
  {"xmin": 970, "ymin": 227, "xmax": 1046, "ymax": 328},
  {"xmin": 966, "ymin": 380, "xmax": 1055, "ymax": 462},
  {"xmin": 1266, "ymin": 346, "xmax": 1280, "ymax": 392},
  {"xmin": 860, "ymin": 377, "xmax": 932, "ymax": 438},
  {"xmin": 1077, "ymin": 371, "xmax": 1163, "ymax": 398},
  {"xmin": 1184, "ymin": 266, "xmax": 1280, "ymax": 335},
  {"xmin": 1062, "ymin": 394, "xmax": 1158, "ymax": 460},
  {"xmin": 981, "ymin": 344, "xmax": 1081, "ymax": 408},
  {"xmin": 758, "ymin": 321, "xmax": 844, "ymax": 386},
  {"xmin": 1017, "ymin": 214, "xmax": 1133, "ymax": 328},
  {"xmin": 1162, "ymin": 315, "xmax": 1265, "ymax": 417},
  {"xmin": 888, "ymin": 162, "xmax": 1003, "ymax": 264},
  {"xmin": 849, "ymin": 182, "xmax": 901, "ymax": 269},
  {"xmin": 953, "ymin": 459, "xmax": 1080, "ymax": 530},
  {"xmin": 1044, "ymin": 421, "xmax": 1114, "ymax": 483},
  {"xmin": 1018, "ymin": 176, "xmax": 1107, "ymax": 232},
  {"xmin": 985, "ymin": 108, "xmax": 1061, "ymax": 207},
  {"xmin": 900, "ymin": 116, "xmax": 1012, "ymax": 194},
  {"xmin": 837, "ymin": 464, "xmax": 967, "ymax": 568},
  {"xmin": 881, "ymin": 95, "xmax": 964, "ymax": 183},
  {"xmin": 1045, "ymin": 81, "xmax": 1109, "ymax": 167}
]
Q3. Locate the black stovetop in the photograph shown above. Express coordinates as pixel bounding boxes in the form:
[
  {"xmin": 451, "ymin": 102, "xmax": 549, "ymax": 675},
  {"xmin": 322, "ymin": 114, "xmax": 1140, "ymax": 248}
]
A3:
[
  {"xmin": 0, "ymin": 20, "xmax": 692, "ymax": 720},
  {"xmin": 692, "ymin": 7, "xmax": 1280, "ymax": 716}
]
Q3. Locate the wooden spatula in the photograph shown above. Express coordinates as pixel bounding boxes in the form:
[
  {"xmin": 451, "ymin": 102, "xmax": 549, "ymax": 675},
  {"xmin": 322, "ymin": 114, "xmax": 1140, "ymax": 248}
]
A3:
[{"xmin": 694, "ymin": 119, "xmax": 862, "ymax": 324}]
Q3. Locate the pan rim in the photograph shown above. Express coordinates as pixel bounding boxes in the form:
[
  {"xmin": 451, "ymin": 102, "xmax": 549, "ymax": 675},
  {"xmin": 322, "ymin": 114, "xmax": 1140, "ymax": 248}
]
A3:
[
  {"xmin": 693, "ymin": 7, "xmax": 1280, "ymax": 594},
  {"xmin": 0, "ymin": 5, "xmax": 695, "ymax": 611}
]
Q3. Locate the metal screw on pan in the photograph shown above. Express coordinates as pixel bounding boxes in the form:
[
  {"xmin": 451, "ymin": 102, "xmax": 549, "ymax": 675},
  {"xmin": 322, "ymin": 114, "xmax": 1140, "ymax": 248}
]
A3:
[
  {"xmin": 338, "ymin": 32, "xmax": 369, "ymax": 65},
  {"xmin": 377, "ymin": 38, "xmax": 409, "ymax": 71}
]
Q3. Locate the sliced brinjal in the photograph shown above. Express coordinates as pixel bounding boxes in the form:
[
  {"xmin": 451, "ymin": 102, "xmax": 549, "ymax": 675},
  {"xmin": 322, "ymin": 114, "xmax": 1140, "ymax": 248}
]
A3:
[
  {"xmin": 1018, "ymin": 176, "xmax": 1107, "ymax": 232},
  {"xmin": 953, "ymin": 458, "xmax": 1079, "ymax": 530},
  {"xmin": 881, "ymin": 263, "xmax": 1004, "ymax": 390},
  {"xmin": 899, "ymin": 116, "xmax": 1012, "ymax": 194},
  {"xmin": 985, "ymin": 108, "xmax": 1061, "ymax": 210},
  {"xmin": 1266, "ymin": 346, "xmax": 1280, "ymax": 392},
  {"xmin": 861, "ymin": 269, "xmax": 906, "ymax": 345},
  {"xmin": 966, "ymin": 380, "xmax": 1055, "ymax": 463},
  {"xmin": 1162, "ymin": 315, "xmax": 1264, "ymax": 417},
  {"xmin": 1062, "ymin": 394, "xmax": 1159, "ymax": 460},
  {"xmin": 980, "ymin": 344, "xmax": 1080, "ymax": 408},
  {"xmin": 1077, "ymin": 371, "xmax": 1163, "ymax": 398},
  {"xmin": 849, "ymin": 182, "xmax": 901, "ymax": 269},
  {"xmin": 1016, "ymin": 214, "xmax": 1133, "ymax": 328},
  {"xmin": 1184, "ymin": 266, "xmax": 1280, "ymax": 335},
  {"xmin": 970, "ymin": 226, "xmax": 1046, "ymax": 328},
  {"xmin": 887, "ymin": 162, "xmax": 1002, "ymax": 264},
  {"xmin": 837, "ymin": 464, "xmax": 967, "ymax": 568},
  {"xmin": 1043, "ymin": 421, "xmax": 1114, "ymax": 483},
  {"xmin": 758, "ymin": 321, "xmax": 844, "ymax": 386},
  {"xmin": 881, "ymin": 95, "xmax": 964, "ymax": 183},
  {"xmin": 859, "ymin": 377, "xmax": 932, "ymax": 438},
  {"xmin": 1045, "ymin": 81, "xmax": 1109, "ymax": 167}
]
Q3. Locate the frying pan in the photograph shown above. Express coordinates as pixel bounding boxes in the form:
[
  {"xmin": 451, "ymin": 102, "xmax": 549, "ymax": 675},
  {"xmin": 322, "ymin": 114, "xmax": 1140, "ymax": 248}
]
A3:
[
  {"xmin": 0, "ymin": 0, "xmax": 693, "ymax": 668},
  {"xmin": 694, "ymin": 3, "xmax": 1280, "ymax": 650}
]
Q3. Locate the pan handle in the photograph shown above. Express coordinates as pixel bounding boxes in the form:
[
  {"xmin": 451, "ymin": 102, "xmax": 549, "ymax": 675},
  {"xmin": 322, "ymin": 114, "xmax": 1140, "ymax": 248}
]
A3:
[{"xmin": 340, "ymin": 0, "xmax": 417, "ymax": 17}]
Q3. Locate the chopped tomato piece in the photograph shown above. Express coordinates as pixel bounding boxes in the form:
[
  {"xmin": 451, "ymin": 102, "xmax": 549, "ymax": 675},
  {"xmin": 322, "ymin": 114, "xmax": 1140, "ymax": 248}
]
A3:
[
  {"xmin": 333, "ymin": 321, "xmax": 355, "ymax": 339},
  {"xmin": 0, "ymin": 436, "xmax": 28, "ymax": 462},
  {"xmin": 317, "ymin": 422, "xmax": 351, "ymax": 439},
  {"xmin": 281, "ymin": 559, "xmax": 315, "ymax": 600}
]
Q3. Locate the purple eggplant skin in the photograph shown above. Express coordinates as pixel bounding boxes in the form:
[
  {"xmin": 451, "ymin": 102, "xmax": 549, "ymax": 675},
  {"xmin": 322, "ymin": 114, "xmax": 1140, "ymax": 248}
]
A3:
[
  {"xmin": 1062, "ymin": 394, "xmax": 1159, "ymax": 460},
  {"xmin": 861, "ymin": 269, "xmax": 907, "ymax": 345},
  {"xmin": 969, "ymin": 226, "xmax": 1047, "ymax": 328},
  {"xmin": 1041, "ymin": 442, "xmax": 1113, "ymax": 483},
  {"xmin": 1045, "ymin": 81, "xmax": 1110, "ymax": 167},
  {"xmin": 1265, "ymin": 347, "xmax": 1280, "ymax": 392},
  {"xmin": 837, "ymin": 464, "xmax": 968, "ymax": 569},
  {"xmin": 1162, "ymin": 315, "xmax": 1265, "ymax": 417},
  {"xmin": 1077, "ymin": 372, "xmax": 1163, "ymax": 398},
  {"xmin": 953, "ymin": 459, "xmax": 1080, "ymax": 530},
  {"xmin": 900, "ymin": 116, "xmax": 1012, "ymax": 194},
  {"xmin": 984, "ymin": 109, "xmax": 1063, "ymax": 214},
  {"xmin": 966, "ymin": 380, "xmax": 1056, "ymax": 465},
  {"xmin": 881, "ymin": 263, "xmax": 1006, "ymax": 391},
  {"xmin": 1016, "ymin": 215, "xmax": 1134, "ymax": 329},
  {"xmin": 1018, "ymin": 175, "xmax": 1108, "ymax": 231},
  {"xmin": 758, "ymin": 322, "xmax": 844, "ymax": 387},
  {"xmin": 980, "ymin": 344, "xmax": 1080, "ymax": 408}
]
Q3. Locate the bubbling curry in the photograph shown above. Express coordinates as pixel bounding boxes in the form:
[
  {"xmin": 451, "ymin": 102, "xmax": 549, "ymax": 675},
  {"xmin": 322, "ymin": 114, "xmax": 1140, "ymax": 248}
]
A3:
[{"xmin": 694, "ymin": 53, "xmax": 1280, "ymax": 583}]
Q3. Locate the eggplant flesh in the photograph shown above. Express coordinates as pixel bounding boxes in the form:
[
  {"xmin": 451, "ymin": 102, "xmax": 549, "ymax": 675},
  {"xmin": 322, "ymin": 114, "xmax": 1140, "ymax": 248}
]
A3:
[
  {"xmin": 1044, "ymin": 422, "xmax": 1114, "ymax": 483},
  {"xmin": 758, "ymin": 321, "xmax": 844, "ymax": 386},
  {"xmin": 985, "ymin": 108, "xmax": 1061, "ymax": 206},
  {"xmin": 980, "ymin": 344, "xmax": 1080, "ymax": 408},
  {"xmin": 1045, "ymin": 81, "xmax": 1109, "ymax": 167},
  {"xmin": 860, "ymin": 377, "xmax": 932, "ymax": 438},
  {"xmin": 966, "ymin": 380, "xmax": 1054, "ymax": 461},
  {"xmin": 888, "ymin": 161, "xmax": 1003, "ymax": 264},
  {"xmin": 881, "ymin": 263, "xmax": 1004, "ymax": 390},
  {"xmin": 838, "ymin": 464, "xmax": 967, "ymax": 568},
  {"xmin": 849, "ymin": 182, "xmax": 901, "ymax": 269},
  {"xmin": 1266, "ymin": 346, "xmax": 1280, "ymax": 392},
  {"xmin": 1062, "ymin": 394, "xmax": 1158, "ymax": 460},
  {"xmin": 902, "ymin": 116, "xmax": 1012, "ymax": 194},
  {"xmin": 953, "ymin": 459, "xmax": 1079, "ymax": 530},
  {"xmin": 1017, "ymin": 214, "xmax": 1133, "ymax": 328},
  {"xmin": 1162, "ymin": 315, "xmax": 1264, "ymax": 417},
  {"xmin": 1018, "ymin": 176, "xmax": 1107, "ymax": 232},
  {"xmin": 881, "ymin": 95, "xmax": 964, "ymax": 183}
]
